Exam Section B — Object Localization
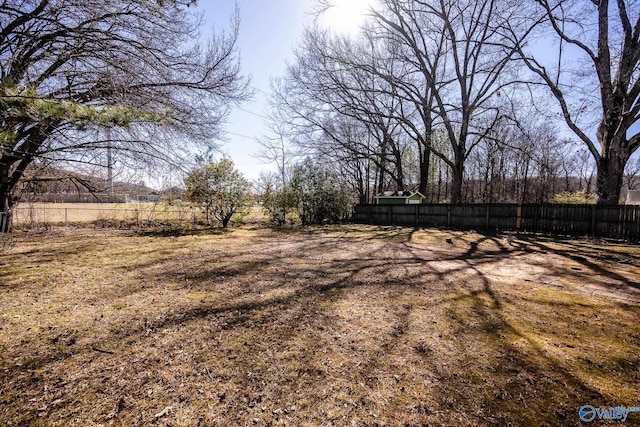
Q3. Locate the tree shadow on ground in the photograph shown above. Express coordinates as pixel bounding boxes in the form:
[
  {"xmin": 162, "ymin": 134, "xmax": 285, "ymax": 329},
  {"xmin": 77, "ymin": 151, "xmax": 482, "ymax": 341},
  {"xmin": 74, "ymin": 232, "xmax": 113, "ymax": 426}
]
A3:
[
  {"xmin": 513, "ymin": 236, "xmax": 640, "ymax": 297},
  {"xmin": 137, "ymin": 226, "xmax": 230, "ymax": 238},
  {"xmin": 0, "ymin": 226, "xmax": 638, "ymax": 425}
]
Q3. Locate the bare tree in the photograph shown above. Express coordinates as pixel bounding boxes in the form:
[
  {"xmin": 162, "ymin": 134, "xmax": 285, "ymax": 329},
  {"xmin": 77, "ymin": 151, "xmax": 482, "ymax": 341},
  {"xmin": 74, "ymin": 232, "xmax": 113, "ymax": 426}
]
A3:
[
  {"xmin": 274, "ymin": 0, "xmax": 620, "ymax": 205},
  {"xmin": 0, "ymin": 0, "xmax": 251, "ymax": 230},
  {"xmin": 353, "ymin": 26, "xmax": 441, "ymax": 199},
  {"xmin": 272, "ymin": 28, "xmax": 407, "ymax": 194},
  {"xmin": 257, "ymin": 105, "xmax": 298, "ymax": 192},
  {"xmin": 624, "ymin": 154, "xmax": 640, "ymax": 191},
  {"xmin": 511, "ymin": 0, "xmax": 640, "ymax": 204},
  {"xmin": 575, "ymin": 148, "xmax": 596, "ymax": 194},
  {"xmin": 370, "ymin": 0, "xmax": 526, "ymax": 203}
]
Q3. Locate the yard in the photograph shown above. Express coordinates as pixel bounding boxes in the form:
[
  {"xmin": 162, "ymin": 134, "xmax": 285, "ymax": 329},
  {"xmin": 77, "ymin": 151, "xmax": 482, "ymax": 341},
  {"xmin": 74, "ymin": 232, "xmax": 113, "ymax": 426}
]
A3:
[
  {"xmin": 11, "ymin": 202, "xmax": 202, "ymax": 227},
  {"xmin": 0, "ymin": 224, "xmax": 639, "ymax": 426}
]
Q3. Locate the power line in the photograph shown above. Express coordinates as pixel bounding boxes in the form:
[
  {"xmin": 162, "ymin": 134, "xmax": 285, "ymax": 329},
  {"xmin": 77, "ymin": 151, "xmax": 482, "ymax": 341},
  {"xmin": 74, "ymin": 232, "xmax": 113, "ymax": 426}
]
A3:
[
  {"xmin": 227, "ymin": 131, "xmax": 258, "ymax": 141},
  {"xmin": 235, "ymin": 106, "xmax": 269, "ymax": 120},
  {"xmin": 249, "ymin": 84, "xmax": 271, "ymax": 97}
]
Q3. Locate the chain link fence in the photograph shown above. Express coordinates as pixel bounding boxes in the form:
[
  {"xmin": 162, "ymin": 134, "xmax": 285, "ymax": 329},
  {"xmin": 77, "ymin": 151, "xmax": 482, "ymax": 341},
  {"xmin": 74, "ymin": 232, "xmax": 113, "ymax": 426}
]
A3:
[{"xmin": 10, "ymin": 203, "xmax": 204, "ymax": 229}]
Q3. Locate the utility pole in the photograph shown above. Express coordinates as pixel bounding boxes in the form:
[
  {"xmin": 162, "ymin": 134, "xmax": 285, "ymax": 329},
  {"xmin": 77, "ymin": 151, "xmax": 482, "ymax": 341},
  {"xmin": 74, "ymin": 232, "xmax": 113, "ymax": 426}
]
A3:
[{"xmin": 106, "ymin": 128, "xmax": 113, "ymax": 196}]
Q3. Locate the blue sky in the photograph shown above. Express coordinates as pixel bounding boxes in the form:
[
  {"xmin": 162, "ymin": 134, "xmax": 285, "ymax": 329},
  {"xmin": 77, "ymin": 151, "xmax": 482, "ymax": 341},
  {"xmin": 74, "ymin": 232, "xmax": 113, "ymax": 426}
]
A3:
[
  {"xmin": 198, "ymin": 1, "xmax": 311, "ymax": 181},
  {"xmin": 197, "ymin": 1, "xmax": 372, "ymax": 182}
]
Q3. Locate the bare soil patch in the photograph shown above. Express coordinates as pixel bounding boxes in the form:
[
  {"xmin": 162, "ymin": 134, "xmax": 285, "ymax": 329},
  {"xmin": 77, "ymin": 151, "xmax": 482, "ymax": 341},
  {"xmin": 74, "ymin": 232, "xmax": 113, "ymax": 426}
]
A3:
[{"xmin": 0, "ymin": 225, "xmax": 638, "ymax": 426}]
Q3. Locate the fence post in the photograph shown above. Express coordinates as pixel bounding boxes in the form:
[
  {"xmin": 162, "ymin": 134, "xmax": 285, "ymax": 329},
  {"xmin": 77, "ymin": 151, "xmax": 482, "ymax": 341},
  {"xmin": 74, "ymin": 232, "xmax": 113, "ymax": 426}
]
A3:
[
  {"xmin": 635, "ymin": 206, "xmax": 640, "ymax": 242},
  {"xmin": 516, "ymin": 204, "xmax": 522, "ymax": 231},
  {"xmin": 389, "ymin": 205, "xmax": 393, "ymax": 225},
  {"xmin": 591, "ymin": 204, "xmax": 597, "ymax": 236},
  {"xmin": 447, "ymin": 204, "xmax": 451, "ymax": 228},
  {"xmin": 415, "ymin": 204, "xmax": 419, "ymax": 226},
  {"xmin": 485, "ymin": 204, "xmax": 490, "ymax": 230}
]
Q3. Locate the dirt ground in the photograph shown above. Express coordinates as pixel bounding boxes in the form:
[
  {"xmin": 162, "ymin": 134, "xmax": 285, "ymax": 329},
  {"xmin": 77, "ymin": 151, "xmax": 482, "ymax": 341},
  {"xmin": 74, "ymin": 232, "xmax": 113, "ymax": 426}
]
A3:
[{"xmin": 0, "ymin": 225, "xmax": 639, "ymax": 426}]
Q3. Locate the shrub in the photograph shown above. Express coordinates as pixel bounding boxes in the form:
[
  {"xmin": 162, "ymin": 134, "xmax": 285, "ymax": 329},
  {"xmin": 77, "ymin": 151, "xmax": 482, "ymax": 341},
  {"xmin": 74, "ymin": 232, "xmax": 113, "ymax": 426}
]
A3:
[
  {"xmin": 550, "ymin": 189, "xmax": 597, "ymax": 204},
  {"xmin": 289, "ymin": 159, "xmax": 353, "ymax": 225},
  {"xmin": 184, "ymin": 159, "xmax": 253, "ymax": 227}
]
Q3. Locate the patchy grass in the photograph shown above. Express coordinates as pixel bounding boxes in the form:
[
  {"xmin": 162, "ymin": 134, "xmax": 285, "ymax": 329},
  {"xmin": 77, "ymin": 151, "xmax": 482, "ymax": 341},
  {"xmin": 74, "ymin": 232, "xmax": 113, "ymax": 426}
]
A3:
[
  {"xmin": 12, "ymin": 202, "xmax": 202, "ymax": 228},
  {"xmin": 0, "ymin": 225, "xmax": 639, "ymax": 426},
  {"xmin": 12, "ymin": 202, "xmax": 267, "ymax": 229}
]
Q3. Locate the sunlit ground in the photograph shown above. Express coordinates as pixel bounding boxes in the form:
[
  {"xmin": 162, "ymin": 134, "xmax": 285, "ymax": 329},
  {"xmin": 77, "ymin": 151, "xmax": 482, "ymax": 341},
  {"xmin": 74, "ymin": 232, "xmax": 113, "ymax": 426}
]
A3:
[{"xmin": 0, "ymin": 225, "xmax": 638, "ymax": 425}]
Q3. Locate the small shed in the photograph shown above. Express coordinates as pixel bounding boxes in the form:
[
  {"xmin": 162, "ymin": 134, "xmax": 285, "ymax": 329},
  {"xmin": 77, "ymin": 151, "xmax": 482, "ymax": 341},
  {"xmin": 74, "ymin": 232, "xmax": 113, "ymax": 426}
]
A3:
[
  {"xmin": 626, "ymin": 190, "xmax": 640, "ymax": 205},
  {"xmin": 375, "ymin": 190, "xmax": 425, "ymax": 205}
]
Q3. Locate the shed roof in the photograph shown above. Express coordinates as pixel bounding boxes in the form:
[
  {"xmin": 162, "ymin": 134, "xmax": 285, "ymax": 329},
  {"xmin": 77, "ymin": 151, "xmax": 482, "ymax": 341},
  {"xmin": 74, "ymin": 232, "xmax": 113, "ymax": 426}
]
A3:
[{"xmin": 375, "ymin": 190, "xmax": 425, "ymax": 198}]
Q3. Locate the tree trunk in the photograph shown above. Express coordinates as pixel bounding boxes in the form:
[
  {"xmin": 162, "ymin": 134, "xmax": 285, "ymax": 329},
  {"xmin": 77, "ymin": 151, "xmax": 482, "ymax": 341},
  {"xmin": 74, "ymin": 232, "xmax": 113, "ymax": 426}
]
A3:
[
  {"xmin": 0, "ymin": 162, "xmax": 18, "ymax": 233},
  {"xmin": 394, "ymin": 175, "xmax": 404, "ymax": 192},
  {"xmin": 391, "ymin": 136, "xmax": 404, "ymax": 191},
  {"xmin": 596, "ymin": 154, "xmax": 626, "ymax": 205},
  {"xmin": 376, "ymin": 163, "xmax": 386, "ymax": 195},
  {"xmin": 450, "ymin": 162, "xmax": 464, "ymax": 204},
  {"xmin": 419, "ymin": 147, "xmax": 430, "ymax": 199},
  {"xmin": 222, "ymin": 213, "xmax": 232, "ymax": 228},
  {"xmin": 0, "ymin": 191, "xmax": 13, "ymax": 233},
  {"xmin": 437, "ymin": 167, "xmax": 442, "ymax": 203},
  {"xmin": 521, "ymin": 160, "xmax": 530, "ymax": 204}
]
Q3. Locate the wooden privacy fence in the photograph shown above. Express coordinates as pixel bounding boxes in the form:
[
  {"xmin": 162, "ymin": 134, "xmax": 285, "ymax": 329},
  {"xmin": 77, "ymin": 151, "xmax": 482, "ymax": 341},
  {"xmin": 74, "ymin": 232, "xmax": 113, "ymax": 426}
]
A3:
[{"xmin": 352, "ymin": 204, "xmax": 640, "ymax": 241}]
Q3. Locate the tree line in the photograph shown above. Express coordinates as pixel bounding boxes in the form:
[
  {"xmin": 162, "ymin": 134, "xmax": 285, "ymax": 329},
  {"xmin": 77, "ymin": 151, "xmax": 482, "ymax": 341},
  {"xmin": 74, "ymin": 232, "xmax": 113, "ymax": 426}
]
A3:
[
  {"xmin": 266, "ymin": 0, "xmax": 640, "ymax": 205},
  {"xmin": 2, "ymin": 0, "xmax": 639, "ymax": 234}
]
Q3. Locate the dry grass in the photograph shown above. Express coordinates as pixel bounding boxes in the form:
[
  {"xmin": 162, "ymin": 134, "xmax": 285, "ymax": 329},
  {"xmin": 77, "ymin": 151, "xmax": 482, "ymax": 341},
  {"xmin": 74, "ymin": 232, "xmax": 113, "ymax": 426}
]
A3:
[
  {"xmin": 11, "ymin": 203, "xmax": 268, "ymax": 229},
  {"xmin": 0, "ymin": 225, "xmax": 639, "ymax": 426},
  {"xmin": 12, "ymin": 202, "xmax": 201, "ymax": 227}
]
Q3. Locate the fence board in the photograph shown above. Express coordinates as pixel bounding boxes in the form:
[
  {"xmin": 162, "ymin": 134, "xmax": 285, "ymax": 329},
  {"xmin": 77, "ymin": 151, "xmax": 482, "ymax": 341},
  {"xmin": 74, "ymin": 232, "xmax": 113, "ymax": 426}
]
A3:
[
  {"xmin": 0, "ymin": 212, "xmax": 8, "ymax": 232},
  {"xmin": 352, "ymin": 204, "xmax": 640, "ymax": 241},
  {"xmin": 417, "ymin": 204, "xmax": 448, "ymax": 227}
]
